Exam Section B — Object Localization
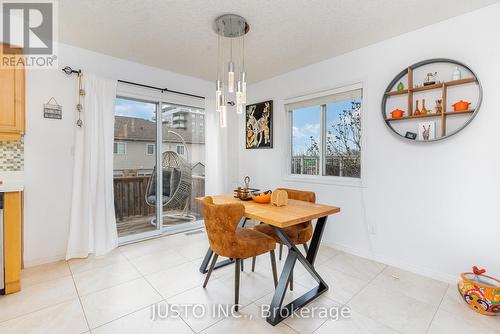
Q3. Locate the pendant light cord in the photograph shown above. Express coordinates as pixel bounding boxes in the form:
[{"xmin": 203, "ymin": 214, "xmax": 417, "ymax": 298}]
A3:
[{"xmin": 217, "ymin": 34, "xmax": 221, "ymax": 80}]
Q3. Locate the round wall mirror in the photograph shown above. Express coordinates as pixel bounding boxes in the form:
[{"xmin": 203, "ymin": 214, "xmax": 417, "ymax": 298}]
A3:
[{"xmin": 381, "ymin": 58, "xmax": 482, "ymax": 142}]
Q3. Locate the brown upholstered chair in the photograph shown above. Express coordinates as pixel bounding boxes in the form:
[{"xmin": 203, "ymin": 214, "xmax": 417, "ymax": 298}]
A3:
[
  {"xmin": 201, "ymin": 197, "xmax": 278, "ymax": 311},
  {"xmin": 252, "ymin": 188, "xmax": 315, "ymax": 290}
]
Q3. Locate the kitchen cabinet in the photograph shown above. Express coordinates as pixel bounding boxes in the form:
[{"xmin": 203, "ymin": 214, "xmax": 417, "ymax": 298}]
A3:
[
  {"xmin": 0, "ymin": 44, "xmax": 25, "ymax": 141},
  {"xmin": 2, "ymin": 191, "xmax": 22, "ymax": 294}
]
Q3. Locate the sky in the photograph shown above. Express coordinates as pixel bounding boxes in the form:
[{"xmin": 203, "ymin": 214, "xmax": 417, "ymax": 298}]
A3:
[
  {"xmin": 292, "ymin": 99, "xmax": 357, "ymax": 155},
  {"xmin": 115, "ymin": 98, "xmax": 156, "ymax": 121}
]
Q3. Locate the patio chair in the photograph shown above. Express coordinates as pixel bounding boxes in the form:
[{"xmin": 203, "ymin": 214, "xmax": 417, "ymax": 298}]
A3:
[{"xmin": 145, "ymin": 150, "xmax": 195, "ymax": 222}]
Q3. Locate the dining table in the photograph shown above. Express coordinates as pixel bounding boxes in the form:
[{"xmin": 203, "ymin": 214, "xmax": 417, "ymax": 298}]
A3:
[{"xmin": 196, "ymin": 194, "xmax": 340, "ymax": 326}]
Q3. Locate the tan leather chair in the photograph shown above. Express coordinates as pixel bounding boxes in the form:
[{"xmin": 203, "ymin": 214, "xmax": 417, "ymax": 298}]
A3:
[
  {"xmin": 252, "ymin": 188, "xmax": 315, "ymax": 290},
  {"xmin": 201, "ymin": 197, "xmax": 278, "ymax": 311}
]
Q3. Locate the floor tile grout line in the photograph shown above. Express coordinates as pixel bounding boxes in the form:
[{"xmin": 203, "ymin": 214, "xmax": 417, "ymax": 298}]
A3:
[
  {"xmin": 342, "ymin": 265, "xmax": 425, "ymax": 334},
  {"xmin": 7, "ymin": 240, "xmax": 340, "ymax": 331},
  {"xmin": 87, "ymin": 302, "xmax": 160, "ymax": 332},
  {"xmin": 119, "ymin": 240, "xmax": 202, "ymax": 333},
  {"xmin": 343, "ymin": 264, "xmax": 387, "ymax": 305},
  {"xmin": 0, "ymin": 263, "xmax": 82, "ymax": 325},
  {"xmin": 424, "ymin": 284, "xmax": 449, "ymax": 334},
  {"xmin": 0, "ymin": 294, "xmax": 79, "ymax": 325},
  {"xmin": 68, "ymin": 261, "xmax": 92, "ymax": 332}
]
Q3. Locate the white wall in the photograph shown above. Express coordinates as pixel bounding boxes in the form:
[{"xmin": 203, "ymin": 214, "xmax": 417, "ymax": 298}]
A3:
[
  {"xmin": 237, "ymin": 5, "xmax": 500, "ymax": 283},
  {"xmin": 23, "ymin": 43, "xmax": 224, "ymax": 266}
]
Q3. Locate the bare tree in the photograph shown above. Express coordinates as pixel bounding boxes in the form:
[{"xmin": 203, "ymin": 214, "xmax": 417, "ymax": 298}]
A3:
[
  {"xmin": 305, "ymin": 136, "xmax": 320, "ymax": 156},
  {"xmin": 326, "ymin": 102, "xmax": 361, "ymax": 177}
]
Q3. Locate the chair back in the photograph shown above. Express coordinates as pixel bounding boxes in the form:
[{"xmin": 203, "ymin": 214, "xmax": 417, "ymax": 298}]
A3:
[
  {"xmin": 200, "ymin": 197, "xmax": 245, "ymax": 257},
  {"xmin": 276, "ymin": 188, "xmax": 316, "ymax": 203}
]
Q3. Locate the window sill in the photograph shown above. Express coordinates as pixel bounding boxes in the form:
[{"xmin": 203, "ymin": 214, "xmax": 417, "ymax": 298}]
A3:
[{"xmin": 282, "ymin": 174, "xmax": 363, "ymax": 188}]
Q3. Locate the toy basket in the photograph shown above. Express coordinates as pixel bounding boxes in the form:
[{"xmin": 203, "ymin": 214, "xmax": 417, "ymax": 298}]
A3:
[{"xmin": 458, "ymin": 267, "xmax": 500, "ymax": 316}]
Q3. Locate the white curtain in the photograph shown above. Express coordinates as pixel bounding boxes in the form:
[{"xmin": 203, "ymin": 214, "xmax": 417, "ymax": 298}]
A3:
[{"xmin": 66, "ymin": 74, "xmax": 118, "ymax": 259}]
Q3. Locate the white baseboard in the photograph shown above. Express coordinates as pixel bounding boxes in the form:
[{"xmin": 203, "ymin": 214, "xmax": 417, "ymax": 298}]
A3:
[
  {"xmin": 24, "ymin": 254, "xmax": 66, "ymax": 268},
  {"xmin": 321, "ymin": 239, "xmax": 458, "ymax": 285}
]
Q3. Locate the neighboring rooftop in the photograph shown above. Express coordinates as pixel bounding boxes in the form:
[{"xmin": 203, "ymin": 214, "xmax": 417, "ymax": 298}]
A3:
[{"xmin": 114, "ymin": 116, "xmax": 205, "ymax": 144}]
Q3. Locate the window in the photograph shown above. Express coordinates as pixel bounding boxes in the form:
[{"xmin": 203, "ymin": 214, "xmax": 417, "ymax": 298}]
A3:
[
  {"xmin": 176, "ymin": 145, "xmax": 185, "ymax": 155},
  {"xmin": 114, "ymin": 142, "xmax": 127, "ymax": 155},
  {"xmin": 146, "ymin": 143, "xmax": 155, "ymax": 155},
  {"xmin": 287, "ymin": 86, "xmax": 362, "ymax": 178}
]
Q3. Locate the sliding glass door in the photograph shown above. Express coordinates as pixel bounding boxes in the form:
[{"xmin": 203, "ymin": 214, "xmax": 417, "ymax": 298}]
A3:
[
  {"xmin": 113, "ymin": 92, "xmax": 206, "ymax": 243},
  {"xmin": 160, "ymin": 103, "xmax": 205, "ymax": 233},
  {"xmin": 113, "ymin": 97, "xmax": 161, "ymax": 241}
]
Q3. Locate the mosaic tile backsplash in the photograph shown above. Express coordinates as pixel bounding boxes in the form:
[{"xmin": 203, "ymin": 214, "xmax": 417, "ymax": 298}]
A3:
[{"xmin": 0, "ymin": 139, "xmax": 24, "ymax": 171}]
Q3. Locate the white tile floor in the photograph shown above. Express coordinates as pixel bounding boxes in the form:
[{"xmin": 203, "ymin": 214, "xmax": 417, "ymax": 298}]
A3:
[{"xmin": 1, "ymin": 230, "xmax": 499, "ymax": 333}]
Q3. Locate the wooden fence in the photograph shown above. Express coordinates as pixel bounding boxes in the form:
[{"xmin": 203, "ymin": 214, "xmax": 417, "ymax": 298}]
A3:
[{"xmin": 114, "ymin": 175, "xmax": 205, "ymax": 220}]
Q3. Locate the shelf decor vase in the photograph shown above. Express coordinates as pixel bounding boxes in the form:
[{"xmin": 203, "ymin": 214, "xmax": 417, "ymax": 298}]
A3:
[
  {"xmin": 452, "ymin": 66, "xmax": 462, "ymax": 81},
  {"xmin": 397, "ymin": 82, "xmax": 405, "ymax": 92},
  {"xmin": 421, "ymin": 99, "xmax": 428, "ymax": 115},
  {"xmin": 414, "ymin": 100, "xmax": 420, "ymax": 116}
]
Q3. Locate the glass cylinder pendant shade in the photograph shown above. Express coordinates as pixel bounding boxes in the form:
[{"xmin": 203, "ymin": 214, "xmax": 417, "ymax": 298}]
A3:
[
  {"xmin": 236, "ymin": 80, "xmax": 243, "ymax": 114},
  {"xmin": 240, "ymin": 71, "xmax": 247, "ymax": 103},
  {"xmin": 215, "ymin": 80, "xmax": 223, "ymax": 112},
  {"xmin": 227, "ymin": 61, "xmax": 235, "ymax": 93},
  {"xmin": 236, "ymin": 103, "xmax": 244, "ymax": 114},
  {"xmin": 219, "ymin": 105, "xmax": 227, "ymax": 128}
]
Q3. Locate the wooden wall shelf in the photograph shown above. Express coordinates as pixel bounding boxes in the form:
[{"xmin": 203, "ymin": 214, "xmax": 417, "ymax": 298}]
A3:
[
  {"xmin": 381, "ymin": 58, "xmax": 482, "ymax": 141},
  {"xmin": 385, "ymin": 109, "xmax": 475, "ymax": 122},
  {"xmin": 385, "ymin": 78, "xmax": 477, "ymax": 96}
]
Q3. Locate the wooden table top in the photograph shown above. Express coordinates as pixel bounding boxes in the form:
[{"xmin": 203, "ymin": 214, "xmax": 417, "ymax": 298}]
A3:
[{"xmin": 196, "ymin": 194, "xmax": 340, "ymax": 228}]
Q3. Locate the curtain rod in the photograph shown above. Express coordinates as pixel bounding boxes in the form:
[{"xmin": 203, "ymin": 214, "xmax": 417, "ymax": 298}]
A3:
[
  {"xmin": 62, "ymin": 66, "xmax": 205, "ymax": 100},
  {"xmin": 117, "ymin": 80, "xmax": 205, "ymax": 100}
]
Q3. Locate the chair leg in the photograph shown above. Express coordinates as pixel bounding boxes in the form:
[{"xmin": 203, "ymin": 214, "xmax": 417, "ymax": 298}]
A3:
[
  {"xmin": 289, "ymin": 270, "xmax": 294, "ymax": 291},
  {"xmin": 235, "ymin": 259, "xmax": 241, "ymax": 311},
  {"xmin": 279, "ymin": 244, "xmax": 283, "ymax": 261},
  {"xmin": 269, "ymin": 250, "xmax": 278, "ymax": 287},
  {"xmin": 241, "ymin": 258, "xmax": 244, "ymax": 272},
  {"xmin": 203, "ymin": 253, "xmax": 218, "ymax": 288},
  {"xmin": 303, "ymin": 243, "xmax": 309, "ymax": 254},
  {"xmin": 251, "ymin": 256, "xmax": 256, "ymax": 272}
]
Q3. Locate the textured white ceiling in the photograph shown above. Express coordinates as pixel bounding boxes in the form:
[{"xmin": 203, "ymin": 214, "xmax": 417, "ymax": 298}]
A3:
[{"xmin": 59, "ymin": 0, "xmax": 499, "ymax": 83}]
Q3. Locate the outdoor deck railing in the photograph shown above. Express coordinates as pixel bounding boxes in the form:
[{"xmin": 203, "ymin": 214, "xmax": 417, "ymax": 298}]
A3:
[
  {"xmin": 113, "ymin": 175, "xmax": 205, "ymax": 221},
  {"xmin": 291, "ymin": 155, "xmax": 360, "ymax": 177}
]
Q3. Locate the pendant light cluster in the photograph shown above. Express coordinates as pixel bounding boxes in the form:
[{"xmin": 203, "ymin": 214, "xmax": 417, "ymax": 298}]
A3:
[{"xmin": 214, "ymin": 14, "xmax": 249, "ymax": 128}]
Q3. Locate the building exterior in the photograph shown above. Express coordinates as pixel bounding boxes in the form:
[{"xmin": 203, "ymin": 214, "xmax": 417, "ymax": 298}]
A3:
[{"xmin": 113, "ymin": 110, "xmax": 205, "ymax": 176}]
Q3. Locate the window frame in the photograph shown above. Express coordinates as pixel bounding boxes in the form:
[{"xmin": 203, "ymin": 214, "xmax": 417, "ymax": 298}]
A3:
[
  {"xmin": 283, "ymin": 83, "xmax": 365, "ymax": 187},
  {"xmin": 145, "ymin": 143, "xmax": 155, "ymax": 156},
  {"xmin": 176, "ymin": 145, "xmax": 185, "ymax": 155},
  {"xmin": 114, "ymin": 142, "xmax": 127, "ymax": 155}
]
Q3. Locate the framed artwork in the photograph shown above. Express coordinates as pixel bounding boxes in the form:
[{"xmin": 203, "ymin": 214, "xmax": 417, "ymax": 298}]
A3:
[
  {"xmin": 418, "ymin": 121, "xmax": 435, "ymax": 141},
  {"xmin": 246, "ymin": 100, "xmax": 273, "ymax": 149}
]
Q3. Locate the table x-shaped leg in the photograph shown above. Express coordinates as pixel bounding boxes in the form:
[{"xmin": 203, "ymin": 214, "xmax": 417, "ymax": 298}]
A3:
[{"xmin": 266, "ymin": 216, "xmax": 329, "ymax": 325}]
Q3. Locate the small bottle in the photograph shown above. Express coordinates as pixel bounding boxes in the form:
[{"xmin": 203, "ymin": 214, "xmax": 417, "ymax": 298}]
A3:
[
  {"xmin": 421, "ymin": 99, "xmax": 428, "ymax": 115},
  {"xmin": 452, "ymin": 67, "xmax": 462, "ymax": 81},
  {"xmin": 414, "ymin": 100, "xmax": 420, "ymax": 116}
]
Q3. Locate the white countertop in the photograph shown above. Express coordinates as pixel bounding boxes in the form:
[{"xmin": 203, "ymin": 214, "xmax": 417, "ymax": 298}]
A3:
[{"xmin": 0, "ymin": 171, "xmax": 24, "ymax": 192}]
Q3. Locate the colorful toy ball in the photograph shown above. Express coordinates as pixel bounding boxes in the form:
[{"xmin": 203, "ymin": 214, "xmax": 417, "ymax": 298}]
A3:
[{"xmin": 458, "ymin": 266, "xmax": 500, "ymax": 316}]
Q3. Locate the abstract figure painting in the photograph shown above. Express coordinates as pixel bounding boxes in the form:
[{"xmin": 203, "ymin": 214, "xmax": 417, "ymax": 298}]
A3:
[
  {"xmin": 246, "ymin": 100, "xmax": 273, "ymax": 149},
  {"xmin": 418, "ymin": 121, "xmax": 435, "ymax": 141}
]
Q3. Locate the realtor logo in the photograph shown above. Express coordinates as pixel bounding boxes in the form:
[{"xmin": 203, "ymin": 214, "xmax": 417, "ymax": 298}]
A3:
[{"xmin": 1, "ymin": 0, "xmax": 58, "ymax": 68}]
